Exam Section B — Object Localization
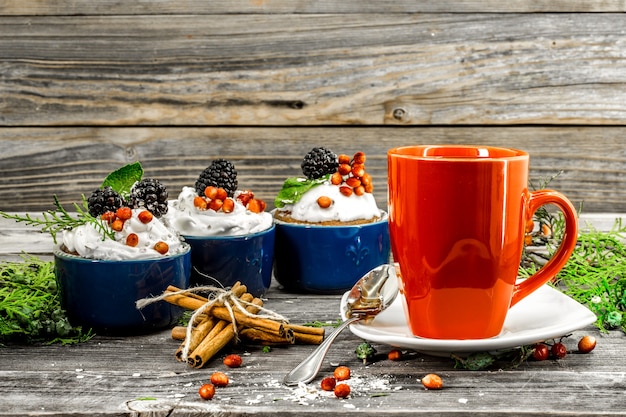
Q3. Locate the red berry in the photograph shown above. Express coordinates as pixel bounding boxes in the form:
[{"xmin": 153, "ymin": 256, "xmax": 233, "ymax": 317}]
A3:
[
  {"xmin": 338, "ymin": 163, "xmax": 352, "ymax": 175},
  {"xmin": 101, "ymin": 211, "xmax": 116, "ymax": 224},
  {"xmin": 194, "ymin": 196, "xmax": 208, "ymax": 210},
  {"xmin": 209, "ymin": 198, "xmax": 224, "ymax": 211},
  {"xmin": 551, "ymin": 342, "xmax": 567, "ymax": 359},
  {"xmin": 339, "ymin": 186, "xmax": 353, "ymax": 197},
  {"xmin": 204, "ymin": 186, "xmax": 218, "ymax": 199},
  {"xmin": 330, "ymin": 172, "xmax": 343, "ymax": 185},
  {"xmin": 317, "ymin": 196, "xmax": 333, "ymax": 209},
  {"xmin": 387, "ymin": 349, "xmax": 402, "ymax": 361},
  {"xmin": 532, "ymin": 343, "xmax": 550, "ymax": 361},
  {"xmin": 578, "ymin": 335, "xmax": 597, "ymax": 353},
  {"xmin": 320, "ymin": 376, "xmax": 336, "ymax": 391},
  {"xmin": 223, "ymin": 354, "xmax": 242, "ymax": 368},
  {"xmin": 110, "ymin": 218, "xmax": 124, "ymax": 232},
  {"xmin": 215, "ymin": 187, "xmax": 228, "ymax": 201},
  {"xmin": 221, "ymin": 198, "xmax": 235, "ymax": 213},
  {"xmin": 236, "ymin": 191, "xmax": 254, "ymax": 206},
  {"xmin": 353, "ymin": 151, "xmax": 366, "ymax": 165},
  {"xmin": 334, "ymin": 383, "xmax": 351, "ymax": 398},
  {"xmin": 198, "ymin": 383, "xmax": 215, "ymax": 400},
  {"xmin": 351, "ymin": 164, "xmax": 365, "ymax": 178},
  {"xmin": 338, "ymin": 154, "xmax": 351, "ymax": 165}
]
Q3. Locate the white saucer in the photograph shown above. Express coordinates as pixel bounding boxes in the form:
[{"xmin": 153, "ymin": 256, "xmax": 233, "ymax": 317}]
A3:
[{"xmin": 341, "ymin": 284, "xmax": 596, "ymax": 356}]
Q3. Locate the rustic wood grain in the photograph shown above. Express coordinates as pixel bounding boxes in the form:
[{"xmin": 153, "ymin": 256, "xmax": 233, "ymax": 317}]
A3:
[
  {"xmin": 2, "ymin": 14, "xmax": 626, "ymax": 126},
  {"xmin": 1, "ymin": 127, "xmax": 625, "ymax": 213},
  {"xmin": 2, "ymin": 0, "xmax": 626, "ymax": 14}
]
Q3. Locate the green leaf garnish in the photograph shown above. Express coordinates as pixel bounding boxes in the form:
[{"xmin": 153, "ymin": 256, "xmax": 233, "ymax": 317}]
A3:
[
  {"xmin": 101, "ymin": 161, "xmax": 143, "ymax": 198},
  {"xmin": 274, "ymin": 175, "xmax": 329, "ymax": 208}
]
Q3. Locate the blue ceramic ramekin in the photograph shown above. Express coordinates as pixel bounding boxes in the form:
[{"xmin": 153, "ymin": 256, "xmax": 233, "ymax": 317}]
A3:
[
  {"xmin": 182, "ymin": 224, "xmax": 275, "ymax": 297},
  {"xmin": 54, "ymin": 243, "xmax": 191, "ymax": 335},
  {"xmin": 273, "ymin": 212, "xmax": 390, "ymax": 294}
]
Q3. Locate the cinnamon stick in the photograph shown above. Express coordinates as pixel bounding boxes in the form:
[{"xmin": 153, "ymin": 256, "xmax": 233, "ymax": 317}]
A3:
[
  {"xmin": 189, "ymin": 295, "xmax": 262, "ymax": 368},
  {"xmin": 164, "ymin": 286, "xmax": 285, "ymax": 336}
]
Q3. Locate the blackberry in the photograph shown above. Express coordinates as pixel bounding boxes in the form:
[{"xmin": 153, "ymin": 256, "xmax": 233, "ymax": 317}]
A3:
[
  {"xmin": 301, "ymin": 147, "xmax": 338, "ymax": 180},
  {"xmin": 195, "ymin": 159, "xmax": 238, "ymax": 197},
  {"xmin": 129, "ymin": 178, "xmax": 169, "ymax": 217},
  {"xmin": 87, "ymin": 186, "xmax": 125, "ymax": 217}
]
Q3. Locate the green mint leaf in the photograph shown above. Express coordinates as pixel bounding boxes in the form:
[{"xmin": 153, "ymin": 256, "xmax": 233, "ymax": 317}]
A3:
[
  {"xmin": 274, "ymin": 175, "xmax": 328, "ymax": 208},
  {"xmin": 101, "ymin": 162, "xmax": 143, "ymax": 198}
]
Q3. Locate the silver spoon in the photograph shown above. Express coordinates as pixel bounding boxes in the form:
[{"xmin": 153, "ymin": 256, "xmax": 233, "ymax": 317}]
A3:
[{"xmin": 283, "ymin": 264, "xmax": 398, "ymax": 386}]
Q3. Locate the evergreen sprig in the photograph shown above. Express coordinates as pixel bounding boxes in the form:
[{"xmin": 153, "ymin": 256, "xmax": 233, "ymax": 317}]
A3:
[{"xmin": 0, "ymin": 195, "xmax": 115, "ymax": 244}]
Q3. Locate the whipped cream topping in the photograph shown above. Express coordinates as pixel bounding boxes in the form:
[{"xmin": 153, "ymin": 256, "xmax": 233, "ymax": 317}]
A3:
[
  {"xmin": 165, "ymin": 186, "xmax": 273, "ymax": 237},
  {"xmin": 61, "ymin": 209, "xmax": 185, "ymax": 260},
  {"xmin": 277, "ymin": 183, "xmax": 381, "ymax": 223}
]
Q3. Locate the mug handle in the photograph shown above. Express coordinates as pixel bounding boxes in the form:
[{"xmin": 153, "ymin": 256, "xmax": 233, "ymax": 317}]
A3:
[{"xmin": 510, "ymin": 190, "xmax": 578, "ymax": 307}]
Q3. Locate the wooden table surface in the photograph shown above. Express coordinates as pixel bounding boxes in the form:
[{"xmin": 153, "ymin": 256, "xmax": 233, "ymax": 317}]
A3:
[{"xmin": 1, "ymin": 214, "xmax": 625, "ymax": 416}]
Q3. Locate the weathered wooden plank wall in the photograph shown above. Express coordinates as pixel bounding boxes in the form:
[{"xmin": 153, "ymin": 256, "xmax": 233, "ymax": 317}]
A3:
[{"xmin": 1, "ymin": 2, "xmax": 625, "ymax": 213}]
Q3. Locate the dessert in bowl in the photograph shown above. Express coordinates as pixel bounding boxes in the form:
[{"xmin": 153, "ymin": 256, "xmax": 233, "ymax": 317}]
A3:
[
  {"xmin": 273, "ymin": 147, "xmax": 390, "ymax": 294},
  {"xmin": 165, "ymin": 159, "xmax": 274, "ymax": 296},
  {"xmin": 10, "ymin": 163, "xmax": 192, "ymax": 335}
]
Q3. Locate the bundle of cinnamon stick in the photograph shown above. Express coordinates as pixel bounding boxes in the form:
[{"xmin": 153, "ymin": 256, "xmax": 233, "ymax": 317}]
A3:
[{"xmin": 163, "ymin": 282, "xmax": 325, "ymax": 368}]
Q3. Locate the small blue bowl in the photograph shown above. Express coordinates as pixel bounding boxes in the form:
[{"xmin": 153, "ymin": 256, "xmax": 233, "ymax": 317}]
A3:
[
  {"xmin": 273, "ymin": 213, "xmax": 391, "ymax": 294},
  {"xmin": 183, "ymin": 225, "xmax": 275, "ymax": 297},
  {"xmin": 54, "ymin": 244, "xmax": 191, "ymax": 335}
]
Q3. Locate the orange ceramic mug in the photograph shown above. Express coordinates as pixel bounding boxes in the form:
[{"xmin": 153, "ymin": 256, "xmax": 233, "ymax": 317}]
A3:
[{"xmin": 387, "ymin": 145, "xmax": 578, "ymax": 339}]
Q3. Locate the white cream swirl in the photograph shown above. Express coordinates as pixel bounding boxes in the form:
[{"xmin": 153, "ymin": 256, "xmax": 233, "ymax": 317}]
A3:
[
  {"xmin": 164, "ymin": 187, "xmax": 273, "ymax": 237},
  {"xmin": 61, "ymin": 209, "xmax": 185, "ymax": 260},
  {"xmin": 277, "ymin": 183, "xmax": 381, "ymax": 223}
]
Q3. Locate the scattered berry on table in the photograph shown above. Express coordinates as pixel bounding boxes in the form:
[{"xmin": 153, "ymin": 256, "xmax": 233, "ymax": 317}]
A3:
[
  {"xmin": 198, "ymin": 383, "xmax": 215, "ymax": 400},
  {"xmin": 333, "ymin": 366, "xmax": 351, "ymax": 381},
  {"xmin": 301, "ymin": 147, "xmax": 339, "ymax": 180},
  {"xmin": 532, "ymin": 343, "xmax": 550, "ymax": 361},
  {"xmin": 551, "ymin": 341, "xmax": 568, "ymax": 359},
  {"xmin": 223, "ymin": 354, "xmax": 243, "ymax": 368},
  {"xmin": 387, "ymin": 349, "xmax": 402, "ymax": 361},
  {"xmin": 320, "ymin": 376, "xmax": 337, "ymax": 391},
  {"xmin": 333, "ymin": 383, "xmax": 351, "ymax": 398},
  {"xmin": 87, "ymin": 186, "xmax": 125, "ymax": 217},
  {"xmin": 210, "ymin": 371, "xmax": 229, "ymax": 387},
  {"xmin": 195, "ymin": 159, "xmax": 238, "ymax": 197},
  {"xmin": 578, "ymin": 335, "xmax": 597, "ymax": 353},
  {"xmin": 129, "ymin": 178, "xmax": 169, "ymax": 217},
  {"xmin": 421, "ymin": 373, "xmax": 443, "ymax": 390}
]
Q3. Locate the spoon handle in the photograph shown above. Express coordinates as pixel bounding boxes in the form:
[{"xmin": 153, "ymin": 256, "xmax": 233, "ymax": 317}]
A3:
[{"xmin": 283, "ymin": 316, "xmax": 361, "ymax": 386}]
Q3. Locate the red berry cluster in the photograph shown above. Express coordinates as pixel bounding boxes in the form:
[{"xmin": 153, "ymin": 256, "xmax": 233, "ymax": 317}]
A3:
[
  {"xmin": 317, "ymin": 151, "xmax": 374, "ymax": 209},
  {"xmin": 532, "ymin": 335, "xmax": 596, "ymax": 361},
  {"xmin": 100, "ymin": 207, "xmax": 168, "ymax": 253},
  {"xmin": 194, "ymin": 186, "xmax": 267, "ymax": 214},
  {"xmin": 319, "ymin": 365, "xmax": 352, "ymax": 398}
]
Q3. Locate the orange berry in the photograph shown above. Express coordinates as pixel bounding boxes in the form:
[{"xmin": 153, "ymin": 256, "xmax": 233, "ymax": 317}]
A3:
[
  {"xmin": 353, "ymin": 151, "xmax": 366, "ymax": 165},
  {"xmin": 222, "ymin": 198, "xmax": 235, "ymax": 213},
  {"xmin": 209, "ymin": 198, "xmax": 224, "ymax": 211},
  {"xmin": 387, "ymin": 349, "xmax": 402, "ymax": 361},
  {"xmin": 193, "ymin": 196, "xmax": 208, "ymax": 210},
  {"xmin": 215, "ymin": 188, "xmax": 228, "ymax": 201},
  {"xmin": 210, "ymin": 371, "xmax": 229, "ymax": 387},
  {"xmin": 153, "ymin": 241, "xmax": 169, "ymax": 255},
  {"xmin": 338, "ymin": 163, "xmax": 352, "ymax": 175},
  {"xmin": 354, "ymin": 185, "xmax": 365, "ymax": 196},
  {"xmin": 351, "ymin": 164, "xmax": 365, "ymax": 178},
  {"xmin": 111, "ymin": 218, "xmax": 124, "ymax": 232},
  {"xmin": 115, "ymin": 206, "xmax": 132, "ymax": 221},
  {"xmin": 247, "ymin": 198, "xmax": 266, "ymax": 213},
  {"xmin": 125, "ymin": 233, "xmax": 139, "ymax": 247},
  {"xmin": 345, "ymin": 177, "xmax": 361, "ymax": 188},
  {"xmin": 364, "ymin": 182, "xmax": 374, "ymax": 193},
  {"xmin": 320, "ymin": 376, "xmax": 336, "ymax": 391},
  {"xmin": 137, "ymin": 210, "xmax": 154, "ymax": 224},
  {"xmin": 334, "ymin": 383, "xmax": 351, "ymax": 398},
  {"xmin": 223, "ymin": 354, "xmax": 243, "ymax": 368},
  {"xmin": 330, "ymin": 172, "xmax": 343, "ymax": 185},
  {"xmin": 101, "ymin": 211, "xmax": 116, "ymax": 224},
  {"xmin": 360, "ymin": 173, "xmax": 372, "ymax": 187},
  {"xmin": 525, "ymin": 219, "xmax": 535, "ymax": 233},
  {"xmin": 578, "ymin": 335, "xmax": 597, "ymax": 353},
  {"xmin": 204, "ymin": 186, "xmax": 218, "ymax": 199},
  {"xmin": 333, "ymin": 366, "xmax": 351, "ymax": 381},
  {"xmin": 338, "ymin": 154, "xmax": 351, "ymax": 165},
  {"xmin": 198, "ymin": 383, "xmax": 215, "ymax": 400},
  {"xmin": 317, "ymin": 196, "xmax": 333, "ymax": 209},
  {"xmin": 339, "ymin": 186, "xmax": 353, "ymax": 197},
  {"xmin": 541, "ymin": 223, "xmax": 552, "ymax": 238},
  {"xmin": 524, "ymin": 234, "xmax": 533, "ymax": 246},
  {"xmin": 421, "ymin": 373, "xmax": 443, "ymax": 390}
]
